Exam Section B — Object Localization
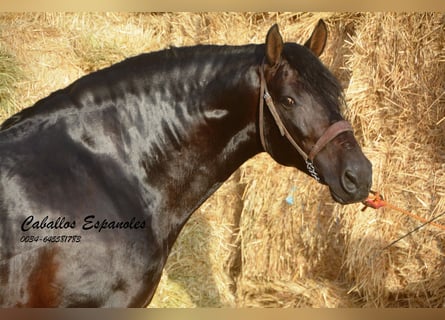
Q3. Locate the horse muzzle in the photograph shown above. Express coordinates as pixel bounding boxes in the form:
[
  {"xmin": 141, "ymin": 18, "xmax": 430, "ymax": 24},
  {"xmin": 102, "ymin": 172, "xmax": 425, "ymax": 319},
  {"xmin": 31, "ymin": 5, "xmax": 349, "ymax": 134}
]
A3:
[{"xmin": 326, "ymin": 152, "xmax": 373, "ymax": 204}]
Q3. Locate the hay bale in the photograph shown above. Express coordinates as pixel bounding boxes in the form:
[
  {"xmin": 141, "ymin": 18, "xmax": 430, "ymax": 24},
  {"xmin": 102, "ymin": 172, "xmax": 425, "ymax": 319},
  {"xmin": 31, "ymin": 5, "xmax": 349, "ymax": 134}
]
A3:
[
  {"xmin": 1, "ymin": 12, "xmax": 444, "ymax": 308},
  {"xmin": 0, "ymin": 43, "xmax": 22, "ymax": 120},
  {"xmin": 237, "ymin": 278, "xmax": 353, "ymax": 307},
  {"xmin": 340, "ymin": 12, "xmax": 445, "ymax": 307},
  {"xmin": 232, "ymin": 14, "xmax": 362, "ymax": 308},
  {"xmin": 236, "ymin": 12, "xmax": 445, "ymax": 308}
]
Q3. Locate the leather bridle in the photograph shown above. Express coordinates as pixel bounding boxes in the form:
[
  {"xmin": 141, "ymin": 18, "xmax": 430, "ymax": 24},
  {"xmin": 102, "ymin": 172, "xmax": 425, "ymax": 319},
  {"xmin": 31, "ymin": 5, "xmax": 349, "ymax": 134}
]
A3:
[{"xmin": 258, "ymin": 59, "xmax": 353, "ymax": 181}]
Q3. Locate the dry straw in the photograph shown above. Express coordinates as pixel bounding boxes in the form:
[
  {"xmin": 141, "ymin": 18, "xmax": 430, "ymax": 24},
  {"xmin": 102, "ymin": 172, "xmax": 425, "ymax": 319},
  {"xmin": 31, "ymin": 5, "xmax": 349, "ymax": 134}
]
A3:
[{"xmin": 0, "ymin": 12, "xmax": 444, "ymax": 307}]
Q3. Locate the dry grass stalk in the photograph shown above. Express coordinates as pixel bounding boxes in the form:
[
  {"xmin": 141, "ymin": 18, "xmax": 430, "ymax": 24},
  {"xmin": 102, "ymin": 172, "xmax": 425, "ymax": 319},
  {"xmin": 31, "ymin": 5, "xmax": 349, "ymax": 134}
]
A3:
[{"xmin": 339, "ymin": 12, "xmax": 445, "ymax": 307}]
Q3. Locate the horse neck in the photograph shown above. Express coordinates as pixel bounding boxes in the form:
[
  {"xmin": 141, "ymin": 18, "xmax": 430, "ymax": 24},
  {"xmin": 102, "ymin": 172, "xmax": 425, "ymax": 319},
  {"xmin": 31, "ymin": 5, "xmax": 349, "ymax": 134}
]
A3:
[
  {"xmin": 122, "ymin": 47, "xmax": 262, "ymax": 241},
  {"xmin": 130, "ymin": 47, "xmax": 261, "ymax": 168}
]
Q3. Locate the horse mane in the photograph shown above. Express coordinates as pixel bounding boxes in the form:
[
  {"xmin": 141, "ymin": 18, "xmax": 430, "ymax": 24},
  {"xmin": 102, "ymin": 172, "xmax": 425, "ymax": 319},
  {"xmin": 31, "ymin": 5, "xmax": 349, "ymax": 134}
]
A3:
[
  {"xmin": 0, "ymin": 42, "xmax": 343, "ymax": 136},
  {"xmin": 0, "ymin": 44, "xmax": 260, "ymax": 134}
]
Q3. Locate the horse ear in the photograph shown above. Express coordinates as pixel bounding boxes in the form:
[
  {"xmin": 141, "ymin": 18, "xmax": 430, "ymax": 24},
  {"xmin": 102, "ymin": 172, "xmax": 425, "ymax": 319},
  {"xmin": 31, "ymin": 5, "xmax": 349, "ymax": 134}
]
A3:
[
  {"xmin": 304, "ymin": 19, "xmax": 328, "ymax": 57},
  {"xmin": 265, "ymin": 24, "xmax": 283, "ymax": 67}
]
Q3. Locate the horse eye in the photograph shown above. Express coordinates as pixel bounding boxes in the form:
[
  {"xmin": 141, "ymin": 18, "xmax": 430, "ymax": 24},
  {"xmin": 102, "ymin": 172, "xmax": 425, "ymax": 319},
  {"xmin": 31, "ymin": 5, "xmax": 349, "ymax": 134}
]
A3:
[{"xmin": 281, "ymin": 96, "xmax": 296, "ymax": 108}]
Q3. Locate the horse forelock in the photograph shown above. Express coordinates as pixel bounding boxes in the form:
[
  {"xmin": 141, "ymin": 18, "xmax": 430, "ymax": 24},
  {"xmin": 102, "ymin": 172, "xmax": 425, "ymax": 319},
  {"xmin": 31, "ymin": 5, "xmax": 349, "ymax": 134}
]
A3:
[{"xmin": 283, "ymin": 43, "xmax": 345, "ymax": 113}]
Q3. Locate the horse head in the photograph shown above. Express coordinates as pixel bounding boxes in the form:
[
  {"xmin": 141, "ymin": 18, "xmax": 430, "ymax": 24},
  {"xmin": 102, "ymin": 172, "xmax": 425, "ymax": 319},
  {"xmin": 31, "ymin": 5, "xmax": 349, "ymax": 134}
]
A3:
[{"xmin": 258, "ymin": 21, "xmax": 372, "ymax": 204}]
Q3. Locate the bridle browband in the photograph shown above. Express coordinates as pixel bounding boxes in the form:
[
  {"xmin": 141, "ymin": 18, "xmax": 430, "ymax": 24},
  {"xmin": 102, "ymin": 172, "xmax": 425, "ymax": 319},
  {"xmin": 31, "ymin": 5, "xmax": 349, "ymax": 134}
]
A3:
[{"xmin": 258, "ymin": 59, "xmax": 353, "ymax": 181}]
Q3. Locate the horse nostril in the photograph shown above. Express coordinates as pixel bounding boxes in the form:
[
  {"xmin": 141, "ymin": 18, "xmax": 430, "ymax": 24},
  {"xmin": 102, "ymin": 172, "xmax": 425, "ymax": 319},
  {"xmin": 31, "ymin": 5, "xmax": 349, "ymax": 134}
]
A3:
[{"xmin": 342, "ymin": 169, "xmax": 359, "ymax": 194}]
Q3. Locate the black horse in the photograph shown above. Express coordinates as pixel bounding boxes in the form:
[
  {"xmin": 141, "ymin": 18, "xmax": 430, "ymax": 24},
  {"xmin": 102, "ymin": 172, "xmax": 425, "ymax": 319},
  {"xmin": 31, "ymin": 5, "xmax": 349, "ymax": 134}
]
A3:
[{"xmin": 0, "ymin": 20, "xmax": 371, "ymax": 307}]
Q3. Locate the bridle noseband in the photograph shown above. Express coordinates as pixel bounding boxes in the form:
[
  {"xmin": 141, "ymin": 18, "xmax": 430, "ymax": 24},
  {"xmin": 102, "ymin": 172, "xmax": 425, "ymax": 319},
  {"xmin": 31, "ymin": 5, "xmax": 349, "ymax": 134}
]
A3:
[{"xmin": 258, "ymin": 59, "xmax": 353, "ymax": 182}]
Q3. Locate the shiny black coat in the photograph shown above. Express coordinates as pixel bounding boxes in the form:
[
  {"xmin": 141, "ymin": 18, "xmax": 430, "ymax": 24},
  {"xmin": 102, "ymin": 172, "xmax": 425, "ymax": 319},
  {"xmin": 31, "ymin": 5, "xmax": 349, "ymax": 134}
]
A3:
[
  {"xmin": 0, "ymin": 45, "xmax": 263, "ymax": 307},
  {"xmin": 0, "ymin": 23, "xmax": 372, "ymax": 307}
]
